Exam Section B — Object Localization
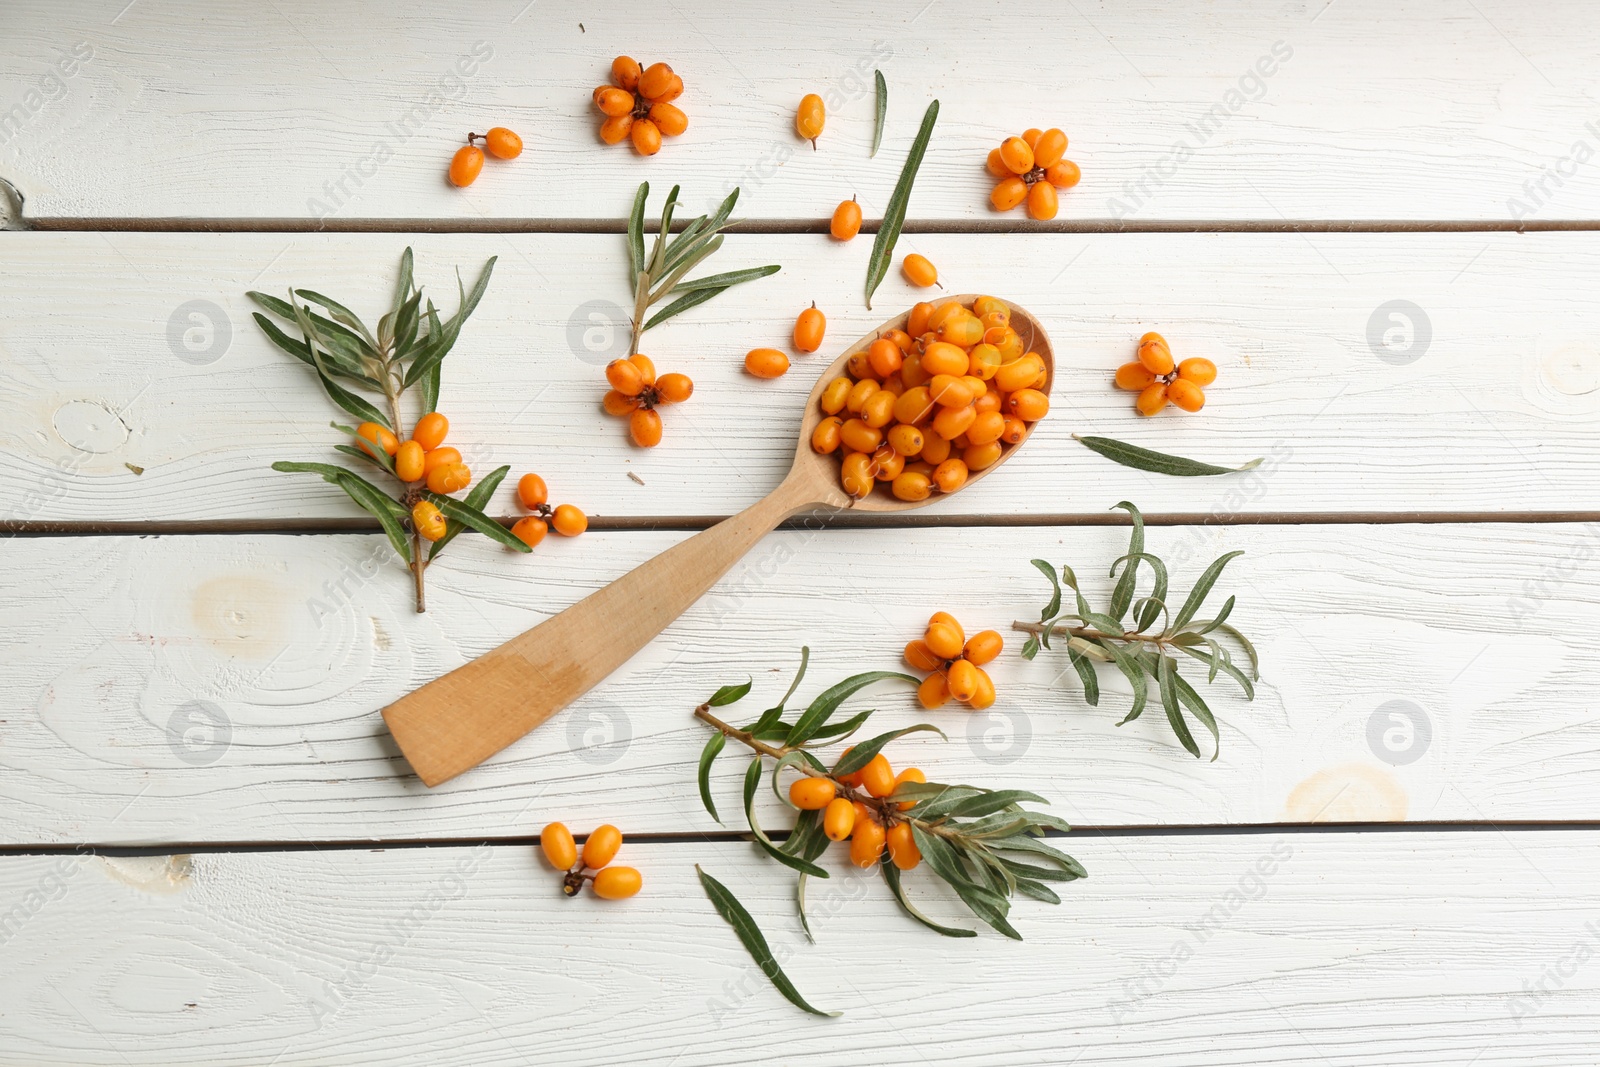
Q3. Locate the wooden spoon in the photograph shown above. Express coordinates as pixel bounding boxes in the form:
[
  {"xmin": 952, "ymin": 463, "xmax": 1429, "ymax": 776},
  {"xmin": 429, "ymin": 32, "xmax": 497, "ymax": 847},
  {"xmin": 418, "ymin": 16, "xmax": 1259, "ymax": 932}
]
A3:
[{"xmin": 382, "ymin": 298, "xmax": 1052, "ymax": 786}]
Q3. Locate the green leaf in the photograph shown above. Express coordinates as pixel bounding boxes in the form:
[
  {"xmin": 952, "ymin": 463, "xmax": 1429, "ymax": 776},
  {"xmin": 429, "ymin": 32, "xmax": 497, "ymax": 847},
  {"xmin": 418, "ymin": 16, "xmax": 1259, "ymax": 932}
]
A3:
[
  {"xmin": 990, "ymin": 836, "xmax": 1088, "ymax": 878},
  {"xmin": 1173, "ymin": 550, "xmax": 1244, "ymax": 629},
  {"xmin": 669, "ymin": 263, "xmax": 782, "ymax": 293},
  {"xmin": 697, "ymin": 731, "xmax": 727, "ymax": 822},
  {"xmin": 333, "ymin": 443, "xmax": 392, "ymax": 475},
  {"xmin": 743, "ymin": 759, "xmax": 829, "ymax": 879},
  {"xmin": 1186, "ymin": 595, "xmax": 1236, "ymax": 637},
  {"xmin": 871, "ymin": 69, "xmax": 887, "ymax": 157},
  {"xmin": 1011, "ymin": 877, "xmax": 1061, "ymax": 905},
  {"xmin": 830, "ymin": 724, "xmax": 946, "ymax": 777},
  {"xmin": 1021, "ymin": 633, "xmax": 1040, "ymax": 660},
  {"xmin": 391, "ymin": 287, "xmax": 422, "ymax": 359},
  {"xmin": 695, "ymin": 866, "xmax": 840, "ymax": 1017},
  {"xmin": 947, "ymin": 789, "xmax": 1049, "ymax": 819},
  {"xmin": 294, "ymin": 288, "xmax": 377, "ymax": 348},
  {"xmin": 1156, "ymin": 655, "xmax": 1201, "ymax": 758},
  {"xmin": 1171, "ymin": 671, "xmax": 1222, "ymax": 761},
  {"xmin": 427, "ymin": 464, "xmax": 510, "ymax": 560},
  {"xmin": 1108, "ymin": 501, "xmax": 1145, "ymax": 622},
  {"xmin": 285, "ymin": 300, "xmax": 393, "ymax": 429},
  {"xmin": 785, "ymin": 671, "xmax": 917, "ymax": 747},
  {"xmin": 1104, "ymin": 640, "xmax": 1150, "ymax": 725},
  {"xmin": 249, "ymin": 293, "xmax": 376, "ymax": 370},
  {"xmin": 1068, "ymin": 647, "xmax": 1100, "ymax": 706},
  {"xmin": 771, "ymin": 750, "xmax": 819, "ymax": 807},
  {"xmin": 864, "ymin": 99, "xmax": 938, "ymax": 310},
  {"xmin": 1177, "ymin": 643, "xmax": 1256, "ymax": 701},
  {"xmin": 330, "ymin": 420, "xmax": 396, "ymax": 474},
  {"xmin": 769, "ymin": 646, "xmax": 811, "ymax": 715},
  {"xmin": 648, "ymin": 184, "xmax": 681, "ymax": 277},
  {"xmin": 649, "ymin": 234, "xmax": 725, "ymax": 301},
  {"xmin": 250, "ymin": 311, "xmax": 374, "ymax": 385},
  {"xmin": 402, "ymin": 256, "xmax": 498, "ymax": 388},
  {"xmin": 914, "ymin": 829, "xmax": 1021, "ymax": 940},
  {"xmin": 708, "ymin": 679, "xmax": 753, "ymax": 707},
  {"xmin": 1030, "ymin": 558, "xmax": 1062, "ymax": 639},
  {"xmin": 423, "ymin": 487, "xmax": 530, "ymax": 553},
  {"xmin": 627, "ymin": 181, "xmax": 649, "ymax": 284},
  {"xmin": 1074, "ymin": 434, "xmax": 1264, "ymax": 477},
  {"xmin": 391, "ymin": 246, "xmax": 414, "ymax": 323},
  {"xmin": 881, "ymin": 855, "xmax": 976, "ymax": 937},
  {"xmin": 641, "ymin": 286, "xmax": 724, "ymax": 331},
  {"xmin": 1214, "ymin": 622, "xmax": 1261, "ymax": 681},
  {"xmin": 272, "ymin": 462, "xmax": 411, "ymax": 563},
  {"xmin": 802, "ymin": 708, "xmax": 874, "ymax": 745}
]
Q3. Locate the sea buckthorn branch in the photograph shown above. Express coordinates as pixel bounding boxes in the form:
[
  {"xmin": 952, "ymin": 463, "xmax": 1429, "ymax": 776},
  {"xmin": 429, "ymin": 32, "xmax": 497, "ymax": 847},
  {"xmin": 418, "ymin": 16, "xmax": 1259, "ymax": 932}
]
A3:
[
  {"xmin": 247, "ymin": 247, "xmax": 528, "ymax": 612},
  {"xmin": 620, "ymin": 181, "xmax": 780, "ymax": 355},
  {"xmin": 1016, "ymin": 501, "xmax": 1260, "ymax": 761},
  {"xmin": 691, "ymin": 651, "xmax": 1085, "ymax": 1015}
]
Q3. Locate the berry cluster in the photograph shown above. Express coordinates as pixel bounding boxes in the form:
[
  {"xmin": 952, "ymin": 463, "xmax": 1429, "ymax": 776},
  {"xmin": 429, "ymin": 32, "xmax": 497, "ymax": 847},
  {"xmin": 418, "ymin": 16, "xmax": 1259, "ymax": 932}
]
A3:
[
  {"xmin": 448, "ymin": 127, "xmax": 523, "ymax": 187},
  {"xmin": 511, "ymin": 473, "xmax": 587, "ymax": 548},
  {"xmin": 904, "ymin": 611, "xmax": 1002, "ymax": 709},
  {"xmin": 592, "ymin": 56, "xmax": 687, "ymax": 156},
  {"xmin": 812, "ymin": 297, "xmax": 1049, "ymax": 502},
  {"xmin": 1114, "ymin": 331, "xmax": 1218, "ymax": 415},
  {"xmin": 986, "ymin": 127, "xmax": 1081, "ymax": 220},
  {"xmin": 603, "ymin": 353, "xmax": 694, "ymax": 447},
  {"xmin": 354, "ymin": 413, "xmax": 471, "ymax": 542},
  {"xmin": 789, "ymin": 753, "xmax": 925, "ymax": 870},
  {"xmin": 540, "ymin": 822, "xmax": 642, "ymax": 899}
]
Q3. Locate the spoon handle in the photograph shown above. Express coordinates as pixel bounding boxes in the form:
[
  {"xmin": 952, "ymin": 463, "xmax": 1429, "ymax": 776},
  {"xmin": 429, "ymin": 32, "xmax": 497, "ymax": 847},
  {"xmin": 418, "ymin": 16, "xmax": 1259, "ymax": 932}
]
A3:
[{"xmin": 383, "ymin": 472, "xmax": 821, "ymax": 786}]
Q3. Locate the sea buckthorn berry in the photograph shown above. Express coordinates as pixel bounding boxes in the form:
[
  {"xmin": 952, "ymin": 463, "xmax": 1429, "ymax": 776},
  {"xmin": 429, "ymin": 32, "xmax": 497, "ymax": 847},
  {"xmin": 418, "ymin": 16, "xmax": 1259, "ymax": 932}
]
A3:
[
  {"xmin": 789, "ymin": 776, "xmax": 837, "ymax": 810},
  {"xmin": 861, "ymin": 389, "xmax": 897, "ymax": 429},
  {"xmin": 860, "ymin": 754, "xmax": 896, "ymax": 798},
  {"xmin": 606, "ymin": 358, "xmax": 645, "ymax": 396},
  {"xmin": 932, "ymin": 403, "xmax": 977, "ymax": 441},
  {"xmin": 630, "ymin": 118, "xmax": 662, "ymax": 156},
  {"xmin": 356, "ymin": 421, "xmax": 400, "ymax": 458},
  {"xmin": 901, "ymin": 353, "xmax": 929, "ymax": 387},
  {"xmin": 1169, "ymin": 378, "xmax": 1206, "ymax": 412},
  {"xmin": 969, "ymin": 666, "xmax": 996, "ymax": 710},
  {"xmin": 891, "ymin": 767, "xmax": 926, "ymax": 810},
  {"xmin": 599, "ymin": 113, "xmax": 634, "ymax": 145},
  {"xmin": 968, "ymin": 343, "xmax": 1002, "ymax": 380},
  {"xmin": 422, "ymin": 446, "xmax": 461, "ymax": 474},
  {"xmin": 796, "ymin": 93, "xmax": 825, "ymax": 146},
  {"xmin": 594, "ymin": 85, "xmax": 634, "ymax": 116},
  {"xmin": 811, "ymin": 416, "xmax": 843, "ymax": 454},
  {"xmin": 947, "ymin": 659, "xmax": 978, "ymax": 701},
  {"xmin": 887, "ymin": 423, "xmax": 925, "ymax": 457},
  {"xmin": 745, "ymin": 348, "xmax": 789, "ymax": 379},
  {"xmin": 964, "ymin": 440, "xmax": 1003, "ymax": 470},
  {"xmin": 820, "ymin": 376, "xmax": 852, "ymax": 414},
  {"xmin": 1178, "ymin": 357, "xmax": 1218, "ymax": 387},
  {"xmin": 639, "ymin": 62, "xmax": 675, "ymax": 100},
  {"xmin": 412, "ymin": 500, "xmax": 447, "ymax": 541},
  {"xmin": 925, "ymin": 621, "xmax": 964, "ymax": 660},
  {"xmin": 933, "ymin": 458, "xmax": 969, "ymax": 493},
  {"xmin": 920, "ymin": 432, "xmax": 952, "ymax": 465},
  {"xmin": 411, "ymin": 411, "xmax": 449, "ymax": 451},
  {"xmin": 927, "ymin": 301, "xmax": 964, "ymax": 331},
  {"xmin": 1115, "ymin": 362, "xmax": 1157, "ymax": 391},
  {"xmin": 846, "ymin": 378, "xmax": 879, "ymax": 414},
  {"xmin": 551, "ymin": 504, "xmax": 587, "ymax": 536},
  {"xmin": 831, "ymin": 198, "xmax": 862, "ymax": 240},
  {"xmin": 655, "ymin": 74, "xmax": 684, "ymax": 104},
  {"xmin": 426, "ymin": 461, "xmax": 471, "ymax": 494},
  {"xmin": 991, "ymin": 176, "xmax": 1027, "ymax": 212},
  {"xmin": 592, "ymin": 866, "xmax": 642, "ymax": 900},
  {"xmin": 884, "ymin": 328, "xmax": 915, "ymax": 353},
  {"xmin": 1000, "ymin": 416, "xmax": 1027, "ymax": 444},
  {"xmin": 851, "ymin": 799, "xmax": 871, "ymax": 823},
  {"xmin": 656, "ymin": 372, "xmax": 694, "ymax": 403},
  {"xmin": 938, "ymin": 314, "xmax": 984, "ymax": 348},
  {"xmin": 868, "ymin": 338, "xmax": 903, "ymax": 377},
  {"xmin": 849, "ymin": 817, "xmax": 886, "ymax": 868},
  {"xmin": 974, "ymin": 294, "xmax": 1008, "ymax": 319},
  {"xmin": 917, "ymin": 671, "xmax": 950, "ymax": 709},
  {"xmin": 1138, "ymin": 339, "xmax": 1174, "ymax": 375},
  {"xmin": 649, "ymin": 102, "xmax": 688, "ymax": 137},
  {"xmin": 626, "ymin": 352, "xmax": 656, "ymax": 386},
  {"xmin": 992, "ymin": 327, "xmax": 1024, "ymax": 362},
  {"xmin": 928, "ymin": 374, "xmax": 974, "ymax": 409},
  {"xmin": 929, "ymin": 611, "xmax": 964, "ymax": 641},
  {"xmin": 886, "ymin": 822, "xmax": 922, "ymax": 871},
  {"xmin": 964, "ymin": 630, "xmax": 1003, "ymax": 666},
  {"xmin": 394, "ymin": 440, "xmax": 425, "ymax": 482},
  {"xmin": 794, "ymin": 305, "xmax": 826, "ymax": 353},
  {"xmin": 966, "ymin": 410, "xmax": 1005, "ymax": 448},
  {"xmin": 1046, "ymin": 160, "xmax": 1081, "ymax": 188},
  {"xmin": 603, "ymin": 389, "xmax": 639, "ymax": 416},
  {"xmin": 840, "ymin": 452, "xmax": 876, "ymax": 497},
  {"xmin": 1000, "ymin": 136, "xmax": 1035, "ymax": 174},
  {"xmin": 582, "ymin": 824, "xmax": 623, "ymax": 869},
  {"xmin": 840, "ymin": 418, "xmax": 882, "ymax": 454},
  {"xmin": 907, "ymin": 302, "xmax": 936, "ymax": 337},
  {"xmin": 1027, "ymin": 181, "xmax": 1059, "ymax": 221},
  {"xmin": 823, "ymin": 797, "xmax": 856, "ymax": 841},
  {"xmin": 995, "ymin": 354, "xmax": 1044, "ymax": 392},
  {"xmin": 986, "ymin": 147, "xmax": 1010, "ymax": 178},
  {"xmin": 511, "ymin": 516, "xmax": 547, "ymax": 548},
  {"xmin": 541, "ymin": 822, "xmax": 578, "ymax": 870},
  {"xmin": 891, "ymin": 470, "xmax": 931, "ymax": 501},
  {"xmin": 448, "ymin": 145, "xmax": 484, "ymax": 187},
  {"xmin": 1021, "ymin": 128, "xmax": 1043, "ymax": 149},
  {"xmin": 611, "ymin": 55, "xmax": 642, "ymax": 90},
  {"xmin": 1006, "ymin": 388, "xmax": 1050, "ymax": 422},
  {"xmin": 921, "ymin": 341, "xmax": 969, "ymax": 377},
  {"xmin": 904, "ymin": 639, "xmax": 942, "ymax": 672},
  {"xmin": 961, "ymin": 374, "xmax": 988, "ymax": 398},
  {"xmin": 630, "ymin": 407, "xmax": 663, "ymax": 447},
  {"xmin": 902, "ymin": 254, "xmax": 938, "ymax": 288},
  {"xmin": 483, "ymin": 127, "xmax": 523, "ymax": 160},
  {"xmin": 872, "ymin": 447, "xmax": 905, "ymax": 481},
  {"xmin": 845, "ymin": 351, "xmax": 877, "ymax": 380},
  {"xmin": 1033, "ymin": 128, "xmax": 1068, "ymax": 168},
  {"xmin": 1136, "ymin": 383, "xmax": 1169, "ymax": 416},
  {"xmin": 879, "ymin": 373, "xmax": 904, "ymax": 396}
]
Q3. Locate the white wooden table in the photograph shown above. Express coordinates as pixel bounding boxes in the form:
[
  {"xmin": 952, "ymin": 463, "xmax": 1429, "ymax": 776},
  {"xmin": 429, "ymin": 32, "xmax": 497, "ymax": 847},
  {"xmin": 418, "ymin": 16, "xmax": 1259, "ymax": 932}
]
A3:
[{"xmin": 4, "ymin": 2, "xmax": 1600, "ymax": 1063}]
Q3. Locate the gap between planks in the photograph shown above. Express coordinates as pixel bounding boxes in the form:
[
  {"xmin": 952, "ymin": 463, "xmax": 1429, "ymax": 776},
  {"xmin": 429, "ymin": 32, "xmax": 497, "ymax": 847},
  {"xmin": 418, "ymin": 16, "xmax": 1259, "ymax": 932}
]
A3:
[{"xmin": 6, "ymin": 821, "xmax": 1600, "ymax": 859}]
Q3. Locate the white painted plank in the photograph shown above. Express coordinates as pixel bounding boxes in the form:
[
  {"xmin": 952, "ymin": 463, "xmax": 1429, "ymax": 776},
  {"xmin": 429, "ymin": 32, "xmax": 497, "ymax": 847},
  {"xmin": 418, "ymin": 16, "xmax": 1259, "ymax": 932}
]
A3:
[
  {"xmin": 0, "ymin": 832, "xmax": 1595, "ymax": 1065},
  {"xmin": 3, "ymin": 1, "xmax": 1597, "ymax": 224},
  {"xmin": 5, "ymin": 230, "xmax": 1600, "ymax": 523},
  {"xmin": 4, "ymin": 521, "xmax": 1596, "ymax": 845}
]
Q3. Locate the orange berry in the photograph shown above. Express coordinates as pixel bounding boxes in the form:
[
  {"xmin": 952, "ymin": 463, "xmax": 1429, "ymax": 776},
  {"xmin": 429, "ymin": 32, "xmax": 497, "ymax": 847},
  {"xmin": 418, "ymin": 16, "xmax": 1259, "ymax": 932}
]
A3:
[
  {"xmin": 1136, "ymin": 383, "xmax": 1169, "ymax": 416},
  {"xmin": 638, "ymin": 62, "xmax": 675, "ymax": 100},
  {"xmin": 355, "ymin": 421, "xmax": 399, "ymax": 458},
  {"xmin": 849, "ymin": 817, "xmax": 886, "ymax": 868},
  {"xmin": 964, "ymin": 630, "xmax": 1003, "ymax": 666},
  {"xmin": 421, "ymin": 446, "xmax": 461, "ymax": 474},
  {"xmin": 969, "ymin": 666, "xmax": 996, "ymax": 710},
  {"xmin": 999, "ymin": 136, "xmax": 1034, "ymax": 174},
  {"xmin": 411, "ymin": 500, "xmax": 447, "ymax": 541},
  {"xmin": 606, "ymin": 358, "xmax": 645, "ymax": 396},
  {"xmin": 582, "ymin": 824, "xmax": 623, "ymax": 869},
  {"xmin": 839, "ymin": 418, "xmax": 882, "ymax": 454},
  {"xmin": 840, "ymin": 451, "xmax": 876, "ymax": 497},
  {"xmin": 796, "ymin": 93, "xmax": 825, "ymax": 144},
  {"xmin": 846, "ymin": 380, "xmax": 880, "ymax": 415},
  {"xmin": 968, "ymin": 343, "xmax": 1002, "ymax": 381},
  {"xmin": 991, "ymin": 177, "xmax": 1027, "ymax": 212},
  {"xmin": 907, "ymin": 302, "xmax": 936, "ymax": 337},
  {"xmin": 1138, "ymin": 339, "xmax": 1175, "ymax": 375},
  {"xmin": 551, "ymin": 504, "xmax": 587, "ymax": 536},
  {"xmin": 823, "ymin": 796, "xmax": 857, "ymax": 841},
  {"xmin": 861, "ymin": 389, "xmax": 897, "ymax": 429},
  {"xmin": 995, "ymin": 354, "xmax": 1044, "ymax": 393},
  {"xmin": 483, "ymin": 127, "xmax": 523, "ymax": 160},
  {"xmin": 794, "ymin": 306, "xmax": 826, "ymax": 353},
  {"xmin": 917, "ymin": 671, "xmax": 950, "ymax": 709},
  {"xmin": 649, "ymin": 102, "xmax": 688, "ymax": 137},
  {"xmin": 831, "ymin": 199, "xmax": 862, "ymax": 240},
  {"xmin": 920, "ymin": 341, "xmax": 970, "ymax": 378},
  {"xmin": 933, "ymin": 457, "xmax": 969, "ymax": 493},
  {"xmin": 932, "ymin": 403, "xmax": 977, "ymax": 441},
  {"xmin": 1027, "ymin": 181, "xmax": 1059, "ymax": 221},
  {"xmin": 859, "ymin": 754, "xmax": 895, "ymax": 798},
  {"xmin": 610, "ymin": 55, "xmax": 642, "ymax": 91},
  {"xmin": 811, "ymin": 415, "xmax": 844, "ymax": 454},
  {"xmin": 891, "ymin": 767, "xmax": 926, "ymax": 810},
  {"xmin": 1046, "ymin": 160, "xmax": 1081, "ymax": 189},
  {"xmin": 902, "ymin": 254, "xmax": 938, "ymax": 288},
  {"xmin": 1115, "ymin": 362, "xmax": 1157, "ymax": 391},
  {"xmin": 964, "ymin": 440, "xmax": 1003, "ymax": 471},
  {"xmin": 868, "ymin": 338, "xmax": 904, "ymax": 378},
  {"xmin": 927, "ymin": 374, "xmax": 974, "ymax": 409},
  {"xmin": 511, "ymin": 516, "xmax": 547, "ymax": 548},
  {"xmin": 929, "ymin": 611, "xmax": 964, "ymax": 642},
  {"xmin": 394, "ymin": 440, "xmax": 425, "ymax": 482},
  {"xmin": 410, "ymin": 411, "xmax": 449, "ymax": 451},
  {"xmin": 654, "ymin": 74, "xmax": 684, "ymax": 104},
  {"xmin": 789, "ymin": 776, "xmax": 836, "ymax": 810},
  {"xmin": 937, "ymin": 314, "xmax": 985, "ymax": 348},
  {"xmin": 1000, "ymin": 416, "xmax": 1027, "ymax": 445},
  {"xmin": 904, "ymin": 638, "xmax": 942, "ymax": 671},
  {"xmin": 540, "ymin": 822, "xmax": 578, "ymax": 870},
  {"xmin": 426, "ymin": 461, "xmax": 471, "ymax": 494},
  {"xmin": 603, "ymin": 389, "xmax": 640, "ymax": 416},
  {"xmin": 448, "ymin": 145, "xmax": 484, "ymax": 187},
  {"xmin": 966, "ymin": 410, "xmax": 1006, "ymax": 448},
  {"xmin": 1020, "ymin": 128, "xmax": 1043, "ymax": 149},
  {"xmin": 1169, "ymin": 378, "xmax": 1206, "ymax": 412},
  {"xmin": 594, "ymin": 85, "xmax": 634, "ymax": 116},
  {"xmin": 887, "ymin": 423, "xmax": 925, "ymax": 457},
  {"xmin": 927, "ymin": 300, "xmax": 965, "ymax": 332},
  {"xmin": 1006, "ymin": 388, "xmax": 1050, "ymax": 422},
  {"xmin": 919, "ymin": 432, "xmax": 952, "ymax": 465},
  {"xmin": 886, "ymin": 822, "xmax": 921, "ymax": 870},
  {"xmin": 630, "ymin": 118, "xmax": 662, "ymax": 156},
  {"xmin": 599, "ymin": 113, "xmax": 634, "ymax": 145},
  {"xmin": 891, "ymin": 470, "xmax": 931, "ymax": 501},
  {"xmin": 1178, "ymin": 357, "xmax": 1218, "ymax": 387},
  {"xmin": 1032, "ymin": 128, "xmax": 1068, "ymax": 168},
  {"xmin": 925, "ymin": 621, "xmax": 964, "ymax": 660},
  {"xmin": 625, "ymin": 354, "xmax": 655, "ymax": 386},
  {"xmin": 745, "ymin": 348, "xmax": 789, "ymax": 379},
  {"xmin": 872, "ymin": 446, "xmax": 905, "ymax": 482},
  {"xmin": 985, "ymin": 147, "xmax": 1010, "ymax": 179},
  {"xmin": 820, "ymin": 376, "xmax": 852, "ymax": 414},
  {"xmin": 630, "ymin": 408, "xmax": 663, "ymax": 447},
  {"xmin": 656, "ymin": 372, "xmax": 693, "ymax": 404},
  {"xmin": 592, "ymin": 866, "xmax": 642, "ymax": 899}
]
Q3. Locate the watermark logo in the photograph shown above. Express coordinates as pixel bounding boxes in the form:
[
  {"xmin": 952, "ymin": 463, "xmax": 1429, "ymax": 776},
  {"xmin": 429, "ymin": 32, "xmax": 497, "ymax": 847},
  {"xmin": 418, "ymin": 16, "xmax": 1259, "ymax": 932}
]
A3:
[
  {"xmin": 565, "ymin": 700, "xmax": 632, "ymax": 766},
  {"xmin": 167, "ymin": 299, "xmax": 232, "ymax": 365},
  {"xmin": 1365, "ymin": 699, "xmax": 1431, "ymax": 766},
  {"xmin": 166, "ymin": 700, "xmax": 233, "ymax": 766},
  {"xmin": 1366, "ymin": 300, "xmax": 1431, "ymax": 366},
  {"xmin": 566, "ymin": 299, "xmax": 631, "ymax": 366},
  {"xmin": 966, "ymin": 708, "xmax": 1032, "ymax": 765}
]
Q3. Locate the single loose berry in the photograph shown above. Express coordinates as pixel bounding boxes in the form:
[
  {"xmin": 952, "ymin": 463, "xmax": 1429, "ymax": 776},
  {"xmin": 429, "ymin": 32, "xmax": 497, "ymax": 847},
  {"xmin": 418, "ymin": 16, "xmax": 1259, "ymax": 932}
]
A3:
[
  {"xmin": 902, "ymin": 254, "xmax": 938, "ymax": 288},
  {"xmin": 796, "ymin": 93, "xmax": 825, "ymax": 146},
  {"xmin": 794, "ymin": 305, "xmax": 826, "ymax": 353},
  {"xmin": 448, "ymin": 145, "xmax": 484, "ymax": 187},
  {"xmin": 830, "ymin": 198, "xmax": 862, "ymax": 240},
  {"xmin": 481, "ymin": 127, "xmax": 523, "ymax": 160},
  {"xmin": 540, "ymin": 822, "xmax": 578, "ymax": 870},
  {"xmin": 582, "ymin": 824, "xmax": 623, "ymax": 869},
  {"xmin": 745, "ymin": 348, "xmax": 789, "ymax": 379}
]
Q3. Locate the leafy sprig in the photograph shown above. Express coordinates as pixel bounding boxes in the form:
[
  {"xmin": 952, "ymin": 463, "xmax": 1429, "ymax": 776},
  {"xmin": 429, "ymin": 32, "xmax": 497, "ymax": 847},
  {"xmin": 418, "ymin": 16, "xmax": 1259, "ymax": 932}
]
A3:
[
  {"xmin": 1016, "ymin": 501, "xmax": 1259, "ymax": 759},
  {"xmin": 623, "ymin": 182, "xmax": 779, "ymax": 354}
]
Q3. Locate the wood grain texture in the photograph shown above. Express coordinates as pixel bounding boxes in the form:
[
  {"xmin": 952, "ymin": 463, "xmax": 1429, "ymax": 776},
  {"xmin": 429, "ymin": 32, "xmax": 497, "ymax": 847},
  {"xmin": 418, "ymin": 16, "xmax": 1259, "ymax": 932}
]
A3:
[
  {"xmin": 2, "ymin": 832, "xmax": 1597, "ymax": 1065},
  {"xmin": 4, "ymin": 521, "xmax": 1596, "ymax": 845},
  {"xmin": 5, "ymin": 230, "xmax": 1600, "ymax": 524},
  {"xmin": 4, "ymin": 1, "xmax": 1598, "ymax": 225}
]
